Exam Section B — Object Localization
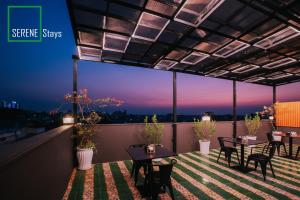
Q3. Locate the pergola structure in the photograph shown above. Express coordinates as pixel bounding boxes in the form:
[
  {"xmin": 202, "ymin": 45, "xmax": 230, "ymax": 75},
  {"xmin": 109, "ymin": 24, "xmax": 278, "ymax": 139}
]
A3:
[{"xmin": 67, "ymin": 0, "xmax": 300, "ymax": 153}]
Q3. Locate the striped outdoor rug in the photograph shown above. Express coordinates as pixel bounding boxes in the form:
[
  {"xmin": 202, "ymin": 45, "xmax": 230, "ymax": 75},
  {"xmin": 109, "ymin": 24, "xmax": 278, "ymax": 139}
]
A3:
[{"xmin": 63, "ymin": 145, "xmax": 300, "ymax": 200}]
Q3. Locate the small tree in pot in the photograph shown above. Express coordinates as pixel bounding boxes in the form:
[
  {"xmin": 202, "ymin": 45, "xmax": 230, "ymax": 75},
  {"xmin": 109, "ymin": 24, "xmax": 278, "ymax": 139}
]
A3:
[
  {"xmin": 63, "ymin": 89, "xmax": 124, "ymax": 170},
  {"xmin": 244, "ymin": 113, "xmax": 261, "ymax": 140},
  {"xmin": 144, "ymin": 115, "xmax": 164, "ymax": 158},
  {"xmin": 193, "ymin": 118, "xmax": 216, "ymax": 155}
]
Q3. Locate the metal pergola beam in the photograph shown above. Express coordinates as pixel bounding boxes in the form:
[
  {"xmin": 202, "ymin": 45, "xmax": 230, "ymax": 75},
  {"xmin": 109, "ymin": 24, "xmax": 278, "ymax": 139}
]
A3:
[
  {"xmin": 233, "ymin": 80, "xmax": 237, "ymax": 138},
  {"xmin": 172, "ymin": 71, "xmax": 177, "ymax": 153},
  {"xmin": 273, "ymin": 85, "xmax": 277, "ymax": 104},
  {"xmin": 72, "ymin": 55, "xmax": 79, "ymax": 166}
]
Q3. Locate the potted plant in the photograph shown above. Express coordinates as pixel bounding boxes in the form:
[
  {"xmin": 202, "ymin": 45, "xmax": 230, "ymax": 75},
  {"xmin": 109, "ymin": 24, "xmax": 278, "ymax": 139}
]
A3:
[
  {"xmin": 144, "ymin": 114, "xmax": 164, "ymax": 160},
  {"xmin": 260, "ymin": 104, "xmax": 281, "ymax": 141},
  {"xmin": 75, "ymin": 111, "xmax": 100, "ymax": 170},
  {"xmin": 244, "ymin": 113, "xmax": 261, "ymax": 140},
  {"xmin": 62, "ymin": 89, "xmax": 124, "ymax": 170},
  {"xmin": 193, "ymin": 118, "xmax": 216, "ymax": 155}
]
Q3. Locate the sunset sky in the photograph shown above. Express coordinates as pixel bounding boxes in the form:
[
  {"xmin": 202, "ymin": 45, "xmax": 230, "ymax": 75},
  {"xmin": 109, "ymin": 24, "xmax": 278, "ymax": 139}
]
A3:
[{"xmin": 1, "ymin": 0, "xmax": 300, "ymax": 115}]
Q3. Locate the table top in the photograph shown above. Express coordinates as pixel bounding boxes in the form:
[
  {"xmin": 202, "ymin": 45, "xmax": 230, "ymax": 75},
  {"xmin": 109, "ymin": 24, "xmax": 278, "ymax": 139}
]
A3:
[
  {"xmin": 223, "ymin": 137, "xmax": 267, "ymax": 146},
  {"xmin": 127, "ymin": 146, "xmax": 176, "ymax": 161},
  {"xmin": 273, "ymin": 132, "xmax": 300, "ymax": 138}
]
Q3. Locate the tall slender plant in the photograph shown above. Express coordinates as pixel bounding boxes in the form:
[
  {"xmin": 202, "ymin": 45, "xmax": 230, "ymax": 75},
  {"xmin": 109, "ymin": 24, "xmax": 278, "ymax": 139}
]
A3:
[
  {"xmin": 144, "ymin": 115, "xmax": 164, "ymax": 144},
  {"xmin": 244, "ymin": 113, "xmax": 261, "ymax": 136},
  {"xmin": 193, "ymin": 118, "xmax": 216, "ymax": 141}
]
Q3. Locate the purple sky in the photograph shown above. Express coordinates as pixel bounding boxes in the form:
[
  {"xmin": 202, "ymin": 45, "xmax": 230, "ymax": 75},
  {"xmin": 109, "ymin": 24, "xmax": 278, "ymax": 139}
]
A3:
[{"xmin": 0, "ymin": 0, "xmax": 299, "ymax": 115}]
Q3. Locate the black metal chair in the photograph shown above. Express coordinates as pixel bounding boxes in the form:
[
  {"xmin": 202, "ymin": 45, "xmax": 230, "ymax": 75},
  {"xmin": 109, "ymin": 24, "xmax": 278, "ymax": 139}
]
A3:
[
  {"xmin": 246, "ymin": 143, "xmax": 277, "ymax": 181},
  {"xmin": 296, "ymin": 146, "xmax": 300, "ymax": 159},
  {"xmin": 129, "ymin": 144, "xmax": 147, "ymax": 185},
  {"xmin": 217, "ymin": 137, "xmax": 240, "ymax": 167},
  {"xmin": 151, "ymin": 159, "xmax": 177, "ymax": 200},
  {"xmin": 264, "ymin": 132, "xmax": 287, "ymax": 156}
]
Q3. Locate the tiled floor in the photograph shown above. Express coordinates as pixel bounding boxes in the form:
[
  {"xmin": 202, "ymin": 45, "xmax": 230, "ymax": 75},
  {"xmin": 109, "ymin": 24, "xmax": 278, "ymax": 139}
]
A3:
[{"xmin": 63, "ymin": 145, "xmax": 300, "ymax": 200}]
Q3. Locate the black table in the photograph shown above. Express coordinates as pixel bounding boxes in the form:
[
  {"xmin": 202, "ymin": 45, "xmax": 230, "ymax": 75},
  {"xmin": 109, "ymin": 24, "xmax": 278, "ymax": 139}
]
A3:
[
  {"xmin": 273, "ymin": 132, "xmax": 300, "ymax": 159},
  {"xmin": 127, "ymin": 145, "xmax": 176, "ymax": 161},
  {"xmin": 222, "ymin": 137, "xmax": 267, "ymax": 172},
  {"xmin": 127, "ymin": 145, "xmax": 176, "ymax": 197}
]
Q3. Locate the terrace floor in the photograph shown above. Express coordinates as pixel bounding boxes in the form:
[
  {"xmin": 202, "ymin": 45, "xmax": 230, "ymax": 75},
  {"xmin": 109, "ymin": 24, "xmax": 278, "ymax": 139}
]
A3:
[{"xmin": 63, "ymin": 145, "xmax": 300, "ymax": 200}]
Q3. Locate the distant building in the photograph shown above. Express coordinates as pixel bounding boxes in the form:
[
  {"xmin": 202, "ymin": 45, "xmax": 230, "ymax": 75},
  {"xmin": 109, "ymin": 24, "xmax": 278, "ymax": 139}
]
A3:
[{"xmin": 0, "ymin": 100, "xmax": 20, "ymax": 109}]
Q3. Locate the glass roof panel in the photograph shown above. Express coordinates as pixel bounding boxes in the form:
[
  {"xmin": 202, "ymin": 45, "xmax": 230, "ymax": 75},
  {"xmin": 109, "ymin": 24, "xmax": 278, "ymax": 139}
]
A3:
[
  {"xmin": 267, "ymin": 72, "xmax": 293, "ymax": 80},
  {"xmin": 206, "ymin": 69, "xmax": 228, "ymax": 77},
  {"xmin": 232, "ymin": 64, "xmax": 259, "ymax": 73},
  {"xmin": 262, "ymin": 57, "xmax": 297, "ymax": 69},
  {"xmin": 74, "ymin": 9, "xmax": 105, "ymax": 28},
  {"xmin": 78, "ymin": 30, "xmax": 102, "ymax": 47},
  {"xmin": 155, "ymin": 59, "xmax": 178, "ymax": 70},
  {"xmin": 103, "ymin": 33, "xmax": 130, "ymax": 53},
  {"xmin": 105, "ymin": 17, "xmax": 135, "ymax": 35},
  {"xmin": 254, "ymin": 26, "xmax": 300, "ymax": 49},
  {"xmin": 132, "ymin": 12, "xmax": 169, "ymax": 41},
  {"xmin": 146, "ymin": 0, "xmax": 182, "ymax": 17},
  {"xmin": 284, "ymin": 67, "xmax": 300, "ymax": 74},
  {"xmin": 72, "ymin": 0, "xmax": 107, "ymax": 11},
  {"xmin": 78, "ymin": 46, "xmax": 102, "ymax": 61},
  {"xmin": 166, "ymin": 48, "xmax": 190, "ymax": 60},
  {"xmin": 213, "ymin": 40, "xmax": 250, "ymax": 58},
  {"xmin": 181, "ymin": 52, "xmax": 210, "ymax": 64},
  {"xmin": 174, "ymin": 0, "xmax": 225, "ymax": 27},
  {"xmin": 245, "ymin": 76, "xmax": 265, "ymax": 83}
]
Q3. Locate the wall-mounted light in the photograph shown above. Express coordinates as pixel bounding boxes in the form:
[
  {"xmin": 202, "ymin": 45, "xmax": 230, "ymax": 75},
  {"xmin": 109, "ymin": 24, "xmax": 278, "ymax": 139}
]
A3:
[
  {"xmin": 63, "ymin": 114, "xmax": 74, "ymax": 124},
  {"xmin": 202, "ymin": 115, "xmax": 211, "ymax": 121}
]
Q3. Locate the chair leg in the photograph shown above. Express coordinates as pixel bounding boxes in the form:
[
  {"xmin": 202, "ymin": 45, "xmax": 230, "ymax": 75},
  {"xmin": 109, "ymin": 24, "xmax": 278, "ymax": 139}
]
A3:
[
  {"xmin": 296, "ymin": 147, "xmax": 300, "ymax": 159},
  {"xmin": 131, "ymin": 163, "xmax": 135, "ymax": 177},
  {"xmin": 282, "ymin": 144, "xmax": 288, "ymax": 156},
  {"xmin": 269, "ymin": 161, "xmax": 276, "ymax": 178},
  {"xmin": 276, "ymin": 145, "xmax": 280, "ymax": 156},
  {"xmin": 227, "ymin": 153, "xmax": 232, "ymax": 167},
  {"xmin": 266, "ymin": 143, "xmax": 271, "ymax": 153},
  {"xmin": 167, "ymin": 181, "xmax": 175, "ymax": 200},
  {"xmin": 254, "ymin": 161, "xmax": 258, "ymax": 170},
  {"xmin": 246, "ymin": 158, "xmax": 250, "ymax": 169},
  {"xmin": 260, "ymin": 162, "xmax": 267, "ymax": 181},
  {"xmin": 236, "ymin": 151, "xmax": 240, "ymax": 165},
  {"xmin": 134, "ymin": 164, "xmax": 141, "ymax": 185},
  {"xmin": 217, "ymin": 150, "xmax": 222, "ymax": 163},
  {"xmin": 262, "ymin": 145, "xmax": 267, "ymax": 154}
]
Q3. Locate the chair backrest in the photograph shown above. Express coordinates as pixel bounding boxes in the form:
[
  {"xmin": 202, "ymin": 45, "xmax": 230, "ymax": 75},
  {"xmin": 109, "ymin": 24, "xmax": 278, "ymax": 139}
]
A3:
[
  {"xmin": 129, "ymin": 144, "xmax": 146, "ymax": 148},
  {"xmin": 267, "ymin": 132, "xmax": 273, "ymax": 142},
  {"xmin": 268, "ymin": 143, "xmax": 277, "ymax": 159},
  {"xmin": 218, "ymin": 137, "xmax": 225, "ymax": 148},
  {"xmin": 159, "ymin": 159, "xmax": 177, "ymax": 183}
]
